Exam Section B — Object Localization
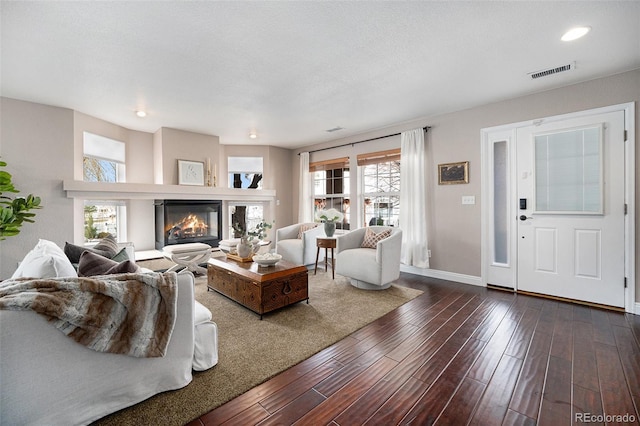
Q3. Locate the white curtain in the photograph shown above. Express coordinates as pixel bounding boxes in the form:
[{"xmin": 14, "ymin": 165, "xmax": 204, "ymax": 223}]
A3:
[
  {"xmin": 298, "ymin": 152, "xmax": 313, "ymax": 223},
  {"xmin": 400, "ymin": 128, "xmax": 429, "ymax": 268}
]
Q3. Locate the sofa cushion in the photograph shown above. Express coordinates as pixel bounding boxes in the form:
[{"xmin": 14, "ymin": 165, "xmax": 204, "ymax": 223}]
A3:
[
  {"xmin": 194, "ymin": 301, "xmax": 213, "ymax": 324},
  {"xmin": 77, "ymin": 250, "xmax": 139, "ymax": 277},
  {"xmin": 64, "ymin": 235, "xmax": 119, "ymax": 264},
  {"xmin": 11, "ymin": 239, "xmax": 78, "ymax": 279},
  {"xmin": 361, "ymin": 227, "xmax": 391, "ymax": 249},
  {"xmin": 335, "ymin": 247, "xmax": 381, "ymax": 284},
  {"xmin": 276, "ymin": 239, "xmax": 303, "ymax": 265}
]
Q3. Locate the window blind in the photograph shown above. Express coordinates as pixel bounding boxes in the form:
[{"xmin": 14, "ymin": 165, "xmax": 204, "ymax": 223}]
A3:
[
  {"xmin": 309, "ymin": 157, "xmax": 349, "ymax": 172},
  {"xmin": 357, "ymin": 149, "xmax": 401, "ymax": 166},
  {"xmin": 228, "ymin": 157, "xmax": 263, "ymax": 173},
  {"xmin": 83, "ymin": 132, "xmax": 125, "ymax": 163}
]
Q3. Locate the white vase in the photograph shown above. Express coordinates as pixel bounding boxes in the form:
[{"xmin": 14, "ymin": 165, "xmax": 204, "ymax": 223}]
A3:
[{"xmin": 237, "ymin": 237, "xmax": 252, "ymax": 258}]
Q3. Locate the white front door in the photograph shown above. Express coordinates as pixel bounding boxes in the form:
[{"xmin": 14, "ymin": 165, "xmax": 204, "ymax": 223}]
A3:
[{"xmin": 515, "ymin": 111, "xmax": 626, "ymax": 307}]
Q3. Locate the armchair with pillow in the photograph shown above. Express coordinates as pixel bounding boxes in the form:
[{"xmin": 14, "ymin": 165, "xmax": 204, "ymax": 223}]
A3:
[
  {"xmin": 275, "ymin": 222, "xmax": 324, "ymax": 266},
  {"xmin": 335, "ymin": 226, "xmax": 403, "ymax": 290}
]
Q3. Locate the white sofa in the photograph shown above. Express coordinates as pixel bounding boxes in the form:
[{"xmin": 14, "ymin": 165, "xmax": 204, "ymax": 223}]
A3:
[
  {"xmin": 335, "ymin": 226, "xmax": 403, "ymax": 290},
  {"xmin": 0, "ymin": 271, "xmax": 218, "ymax": 426},
  {"xmin": 275, "ymin": 223, "xmax": 325, "ymax": 266}
]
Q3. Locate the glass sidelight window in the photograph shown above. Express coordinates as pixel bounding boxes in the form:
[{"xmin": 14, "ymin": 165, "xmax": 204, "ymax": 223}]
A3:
[
  {"xmin": 493, "ymin": 141, "xmax": 508, "ymax": 264},
  {"xmin": 534, "ymin": 125, "xmax": 603, "ymax": 214}
]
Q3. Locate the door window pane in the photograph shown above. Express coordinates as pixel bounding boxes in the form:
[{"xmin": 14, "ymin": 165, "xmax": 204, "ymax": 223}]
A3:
[
  {"xmin": 534, "ymin": 126, "xmax": 602, "ymax": 214},
  {"xmin": 493, "ymin": 141, "xmax": 508, "ymax": 264}
]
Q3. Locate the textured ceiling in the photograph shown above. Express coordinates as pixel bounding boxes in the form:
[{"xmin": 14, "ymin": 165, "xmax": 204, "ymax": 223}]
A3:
[{"xmin": 2, "ymin": 1, "xmax": 639, "ymax": 148}]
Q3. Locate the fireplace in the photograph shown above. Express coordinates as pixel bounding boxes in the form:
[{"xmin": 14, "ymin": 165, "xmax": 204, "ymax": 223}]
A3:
[{"xmin": 155, "ymin": 200, "xmax": 222, "ymax": 249}]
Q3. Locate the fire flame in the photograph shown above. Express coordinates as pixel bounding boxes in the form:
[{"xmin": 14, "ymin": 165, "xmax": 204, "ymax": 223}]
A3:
[{"xmin": 166, "ymin": 214, "xmax": 209, "ymax": 239}]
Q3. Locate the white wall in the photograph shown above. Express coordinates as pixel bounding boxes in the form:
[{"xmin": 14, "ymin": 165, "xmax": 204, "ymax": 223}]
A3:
[{"xmin": 0, "ymin": 98, "xmax": 75, "ymax": 278}]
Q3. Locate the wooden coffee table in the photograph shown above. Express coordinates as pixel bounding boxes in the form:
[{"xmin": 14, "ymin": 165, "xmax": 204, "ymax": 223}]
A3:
[{"xmin": 207, "ymin": 257, "xmax": 309, "ymax": 319}]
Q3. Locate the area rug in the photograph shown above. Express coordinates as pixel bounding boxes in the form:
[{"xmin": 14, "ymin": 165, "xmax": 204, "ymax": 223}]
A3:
[{"xmin": 94, "ymin": 270, "xmax": 422, "ymax": 426}]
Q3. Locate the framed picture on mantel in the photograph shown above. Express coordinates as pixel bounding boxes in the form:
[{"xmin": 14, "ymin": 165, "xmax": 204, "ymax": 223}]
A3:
[
  {"xmin": 438, "ymin": 161, "xmax": 469, "ymax": 185},
  {"xmin": 178, "ymin": 160, "xmax": 205, "ymax": 186}
]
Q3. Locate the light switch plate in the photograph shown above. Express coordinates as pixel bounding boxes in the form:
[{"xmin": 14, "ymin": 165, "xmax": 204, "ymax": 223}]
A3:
[{"xmin": 462, "ymin": 195, "xmax": 476, "ymax": 205}]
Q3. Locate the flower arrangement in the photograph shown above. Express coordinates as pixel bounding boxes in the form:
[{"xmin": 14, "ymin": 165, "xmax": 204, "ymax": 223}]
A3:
[{"xmin": 315, "ymin": 208, "xmax": 344, "ymax": 223}]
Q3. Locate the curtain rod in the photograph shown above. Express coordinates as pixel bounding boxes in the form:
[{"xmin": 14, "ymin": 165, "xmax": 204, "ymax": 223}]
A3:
[{"xmin": 298, "ymin": 126, "xmax": 430, "ymax": 155}]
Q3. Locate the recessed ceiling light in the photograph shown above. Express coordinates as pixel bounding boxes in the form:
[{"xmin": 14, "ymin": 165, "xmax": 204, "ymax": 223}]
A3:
[
  {"xmin": 249, "ymin": 132, "xmax": 257, "ymax": 139},
  {"xmin": 135, "ymin": 110, "xmax": 147, "ymax": 118},
  {"xmin": 561, "ymin": 26, "xmax": 591, "ymax": 42}
]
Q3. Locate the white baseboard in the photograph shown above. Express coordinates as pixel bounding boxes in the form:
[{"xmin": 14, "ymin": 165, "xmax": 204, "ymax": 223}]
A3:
[
  {"xmin": 401, "ymin": 267, "xmax": 640, "ymax": 315},
  {"xmin": 400, "ymin": 265, "xmax": 483, "ymax": 287}
]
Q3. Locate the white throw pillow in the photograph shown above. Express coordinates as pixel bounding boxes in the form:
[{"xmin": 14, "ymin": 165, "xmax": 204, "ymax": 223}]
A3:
[{"xmin": 11, "ymin": 239, "xmax": 78, "ymax": 279}]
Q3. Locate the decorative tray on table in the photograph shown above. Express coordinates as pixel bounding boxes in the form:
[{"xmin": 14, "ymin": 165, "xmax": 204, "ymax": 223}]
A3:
[{"xmin": 225, "ymin": 253, "xmax": 254, "ymax": 263}]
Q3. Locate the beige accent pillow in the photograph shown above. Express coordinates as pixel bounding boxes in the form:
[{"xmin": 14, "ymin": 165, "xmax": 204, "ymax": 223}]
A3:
[
  {"xmin": 361, "ymin": 227, "xmax": 392, "ymax": 249},
  {"xmin": 297, "ymin": 223, "xmax": 318, "ymax": 239}
]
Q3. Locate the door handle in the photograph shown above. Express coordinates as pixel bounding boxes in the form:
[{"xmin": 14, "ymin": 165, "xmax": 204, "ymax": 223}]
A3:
[{"xmin": 519, "ymin": 215, "xmax": 533, "ymax": 221}]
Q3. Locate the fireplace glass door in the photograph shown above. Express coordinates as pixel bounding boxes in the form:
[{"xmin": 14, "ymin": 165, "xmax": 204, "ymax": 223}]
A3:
[{"xmin": 155, "ymin": 200, "xmax": 222, "ymax": 249}]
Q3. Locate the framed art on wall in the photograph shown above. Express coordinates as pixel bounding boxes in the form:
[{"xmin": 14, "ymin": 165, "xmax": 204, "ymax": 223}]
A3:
[
  {"xmin": 438, "ymin": 161, "xmax": 469, "ymax": 185},
  {"xmin": 178, "ymin": 160, "xmax": 205, "ymax": 186}
]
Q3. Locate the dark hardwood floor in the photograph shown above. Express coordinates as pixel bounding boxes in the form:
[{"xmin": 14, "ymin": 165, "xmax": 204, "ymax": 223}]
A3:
[{"xmin": 188, "ymin": 273, "xmax": 640, "ymax": 426}]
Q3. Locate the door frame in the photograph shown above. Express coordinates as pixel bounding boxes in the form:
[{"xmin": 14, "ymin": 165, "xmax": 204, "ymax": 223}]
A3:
[{"xmin": 481, "ymin": 102, "xmax": 635, "ymax": 313}]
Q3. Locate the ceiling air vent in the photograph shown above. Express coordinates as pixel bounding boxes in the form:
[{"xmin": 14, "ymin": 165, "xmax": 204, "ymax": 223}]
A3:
[
  {"xmin": 529, "ymin": 62, "xmax": 575, "ymax": 80},
  {"xmin": 325, "ymin": 126, "xmax": 344, "ymax": 133}
]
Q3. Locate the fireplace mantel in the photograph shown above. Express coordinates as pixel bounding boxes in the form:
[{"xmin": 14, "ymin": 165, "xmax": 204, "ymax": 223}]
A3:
[{"xmin": 62, "ymin": 180, "xmax": 276, "ymax": 201}]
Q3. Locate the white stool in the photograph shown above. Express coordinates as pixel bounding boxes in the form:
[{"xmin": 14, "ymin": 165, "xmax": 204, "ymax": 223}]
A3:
[{"xmin": 162, "ymin": 243, "xmax": 212, "ymax": 275}]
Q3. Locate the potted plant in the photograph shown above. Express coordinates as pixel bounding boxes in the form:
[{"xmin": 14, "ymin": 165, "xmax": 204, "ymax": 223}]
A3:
[
  {"xmin": 232, "ymin": 220, "xmax": 274, "ymax": 257},
  {"xmin": 315, "ymin": 208, "xmax": 343, "ymax": 237},
  {"xmin": 0, "ymin": 160, "xmax": 41, "ymax": 240},
  {"xmin": 247, "ymin": 220, "xmax": 273, "ymax": 244}
]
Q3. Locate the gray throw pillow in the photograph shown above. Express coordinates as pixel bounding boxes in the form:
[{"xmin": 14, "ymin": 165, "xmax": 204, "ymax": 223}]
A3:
[
  {"xmin": 64, "ymin": 235, "xmax": 119, "ymax": 264},
  {"xmin": 110, "ymin": 247, "xmax": 131, "ymax": 262},
  {"xmin": 77, "ymin": 250, "xmax": 139, "ymax": 277}
]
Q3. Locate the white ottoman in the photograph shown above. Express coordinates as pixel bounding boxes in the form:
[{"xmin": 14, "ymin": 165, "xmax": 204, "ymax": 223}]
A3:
[{"xmin": 162, "ymin": 243, "xmax": 212, "ymax": 275}]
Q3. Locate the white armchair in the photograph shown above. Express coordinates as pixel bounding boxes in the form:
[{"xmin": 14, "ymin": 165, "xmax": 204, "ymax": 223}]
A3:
[
  {"xmin": 335, "ymin": 226, "xmax": 403, "ymax": 290},
  {"xmin": 275, "ymin": 223, "xmax": 324, "ymax": 266}
]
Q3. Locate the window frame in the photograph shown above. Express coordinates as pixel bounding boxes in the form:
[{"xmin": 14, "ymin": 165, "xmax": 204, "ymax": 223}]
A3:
[
  {"xmin": 359, "ymin": 149, "xmax": 401, "ymax": 227},
  {"xmin": 227, "ymin": 156, "xmax": 264, "ymax": 189},
  {"xmin": 82, "ymin": 132, "xmax": 127, "ymax": 243},
  {"xmin": 310, "ymin": 157, "xmax": 350, "ymax": 230}
]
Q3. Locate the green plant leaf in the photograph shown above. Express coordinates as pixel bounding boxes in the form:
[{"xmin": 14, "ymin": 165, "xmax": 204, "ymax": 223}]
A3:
[{"xmin": 0, "ymin": 159, "xmax": 42, "ymax": 240}]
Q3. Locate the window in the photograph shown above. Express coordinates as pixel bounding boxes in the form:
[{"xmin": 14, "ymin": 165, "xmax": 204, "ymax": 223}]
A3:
[
  {"xmin": 359, "ymin": 149, "xmax": 401, "ymax": 227},
  {"xmin": 83, "ymin": 132, "xmax": 126, "ymax": 182},
  {"xmin": 229, "ymin": 202, "xmax": 266, "ymax": 237},
  {"xmin": 310, "ymin": 157, "xmax": 350, "ymax": 230},
  {"xmin": 228, "ymin": 157, "xmax": 263, "ymax": 189},
  {"xmin": 83, "ymin": 132, "xmax": 127, "ymax": 242},
  {"xmin": 534, "ymin": 126, "xmax": 603, "ymax": 214},
  {"xmin": 84, "ymin": 201, "xmax": 127, "ymax": 242}
]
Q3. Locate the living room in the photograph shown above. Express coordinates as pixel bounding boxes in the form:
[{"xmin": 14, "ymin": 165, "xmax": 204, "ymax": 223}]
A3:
[
  {"xmin": 3, "ymin": 69, "xmax": 640, "ymax": 308},
  {"xmin": 1, "ymin": 1, "xmax": 640, "ymax": 424}
]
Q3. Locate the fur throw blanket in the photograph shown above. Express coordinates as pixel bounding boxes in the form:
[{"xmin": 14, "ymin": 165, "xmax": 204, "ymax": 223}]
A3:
[{"xmin": 0, "ymin": 272, "xmax": 178, "ymax": 358}]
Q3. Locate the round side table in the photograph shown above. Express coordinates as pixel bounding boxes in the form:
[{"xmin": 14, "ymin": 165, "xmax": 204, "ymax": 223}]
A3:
[{"xmin": 315, "ymin": 237, "xmax": 337, "ymax": 279}]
